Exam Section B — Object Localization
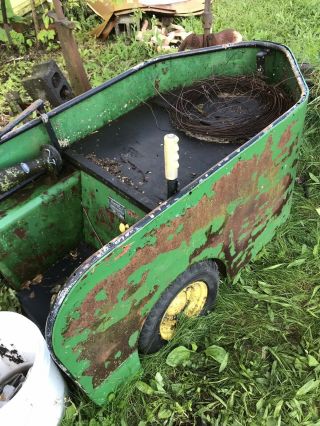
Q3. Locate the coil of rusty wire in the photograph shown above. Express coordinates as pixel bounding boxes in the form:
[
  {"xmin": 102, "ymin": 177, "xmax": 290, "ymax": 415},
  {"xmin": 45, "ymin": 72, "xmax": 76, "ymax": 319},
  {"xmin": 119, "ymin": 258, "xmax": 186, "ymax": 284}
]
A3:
[{"xmin": 165, "ymin": 75, "xmax": 293, "ymax": 143}]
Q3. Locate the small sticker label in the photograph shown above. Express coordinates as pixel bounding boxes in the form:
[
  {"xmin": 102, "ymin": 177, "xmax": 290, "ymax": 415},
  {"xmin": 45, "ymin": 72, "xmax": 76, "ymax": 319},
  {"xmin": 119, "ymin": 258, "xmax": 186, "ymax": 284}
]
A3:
[{"xmin": 108, "ymin": 197, "xmax": 126, "ymax": 220}]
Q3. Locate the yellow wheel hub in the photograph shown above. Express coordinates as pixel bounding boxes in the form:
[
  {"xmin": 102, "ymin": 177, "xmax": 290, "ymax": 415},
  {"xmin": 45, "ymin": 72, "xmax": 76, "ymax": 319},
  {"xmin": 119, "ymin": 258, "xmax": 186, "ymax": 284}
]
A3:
[{"xmin": 159, "ymin": 280, "xmax": 208, "ymax": 341}]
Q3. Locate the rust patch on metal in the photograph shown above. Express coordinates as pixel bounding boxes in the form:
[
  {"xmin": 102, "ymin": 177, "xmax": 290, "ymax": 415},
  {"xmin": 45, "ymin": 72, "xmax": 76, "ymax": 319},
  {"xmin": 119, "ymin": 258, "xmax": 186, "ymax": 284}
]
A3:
[
  {"xmin": 13, "ymin": 227, "xmax": 27, "ymax": 239},
  {"xmin": 79, "ymin": 289, "xmax": 156, "ymax": 386},
  {"xmin": 62, "ymin": 123, "xmax": 296, "ymax": 387},
  {"xmin": 114, "ymin": 244, "xmax": 131, "ymax": 260},
  {"xmin": 126, "ymin": 209, "xmax": 140, "ymax": 220}
]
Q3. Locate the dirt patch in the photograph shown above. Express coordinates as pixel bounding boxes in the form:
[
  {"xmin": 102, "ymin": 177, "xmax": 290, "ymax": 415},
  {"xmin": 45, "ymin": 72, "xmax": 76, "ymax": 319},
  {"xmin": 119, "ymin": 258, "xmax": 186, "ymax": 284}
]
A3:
[
  {"xmin": 86, "ymin": 153, "xmax": 134, "ymax": 187},
  {"xmin": 0, "ymin": 343, "xmax": 24, "ymax": 364}
]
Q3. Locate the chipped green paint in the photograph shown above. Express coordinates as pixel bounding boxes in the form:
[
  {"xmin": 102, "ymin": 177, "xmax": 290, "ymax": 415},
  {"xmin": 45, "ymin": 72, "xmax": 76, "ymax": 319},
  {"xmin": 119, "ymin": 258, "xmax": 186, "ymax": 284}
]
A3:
[
  {"xmin": 50, "ymin": 115, "xmax": 307, "ymax": 405},
  {"xmin": 95, "ymin": 289, "xmax": 108, "ymax": 302},
  {"xmin": 48, "ymin": 44, "xmax": 307, "ymax": 404},
  {"xmin": 0, "ymin": 172, "xmax": 82, "ymax": 287},
  {"xmin": 129, "ymin": 331, "xmax": 139, "ymax": 348},
  {"xmin": 81, "ymin": 173, "xmax": 146, "ymax": 249},
  {"xmin": 0, "ymin": 42, "xmax": 308, "ymax": 405}
]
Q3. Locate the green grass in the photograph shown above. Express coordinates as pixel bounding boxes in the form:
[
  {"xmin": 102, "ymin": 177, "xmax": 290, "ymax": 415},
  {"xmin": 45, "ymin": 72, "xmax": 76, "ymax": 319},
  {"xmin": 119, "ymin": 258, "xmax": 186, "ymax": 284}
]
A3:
[{"xmin": 1, "ymin": 0, "xmax": 320, "ymax": 424}]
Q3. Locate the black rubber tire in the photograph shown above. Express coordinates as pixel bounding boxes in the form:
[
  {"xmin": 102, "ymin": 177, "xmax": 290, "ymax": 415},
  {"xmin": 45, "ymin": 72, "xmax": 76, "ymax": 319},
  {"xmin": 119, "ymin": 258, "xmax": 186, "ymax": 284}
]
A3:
[{"xmin": 138, "ymin": 260, "xmax": 219, "ymax": 354}]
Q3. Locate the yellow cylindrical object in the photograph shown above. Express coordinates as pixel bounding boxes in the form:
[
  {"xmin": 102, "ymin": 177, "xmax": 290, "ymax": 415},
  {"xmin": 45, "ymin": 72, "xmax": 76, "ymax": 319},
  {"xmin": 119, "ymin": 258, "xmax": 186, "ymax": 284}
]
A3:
[{"xmin": 164, "ymin": 134, "xmax": 179, "ymax": 180}]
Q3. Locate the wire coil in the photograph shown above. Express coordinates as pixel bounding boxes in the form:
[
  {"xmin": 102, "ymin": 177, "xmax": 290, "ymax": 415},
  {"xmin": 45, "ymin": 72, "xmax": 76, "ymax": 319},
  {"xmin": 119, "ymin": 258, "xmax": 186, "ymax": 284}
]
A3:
[{"xmin": 166, "ymin": 75, "xmax": 294, "ymax": 143}]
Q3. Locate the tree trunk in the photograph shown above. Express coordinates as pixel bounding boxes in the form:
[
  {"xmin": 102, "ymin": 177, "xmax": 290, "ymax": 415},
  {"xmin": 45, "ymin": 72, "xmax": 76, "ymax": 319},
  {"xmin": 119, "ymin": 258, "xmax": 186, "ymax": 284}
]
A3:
[
  {"xmin": 1, "ymin": 0, "xmax": 13, "ymax": 46},
  {"xmin": 202, "ymin": 0, "xmax": 213, "ymax": 36},
  {"xmin": 30, "ymin": 0, "xmax": 40, "ymax": 47},
  {"xmin": 52, "ymin": 0, "xmax": 91, "ymax": 95}
]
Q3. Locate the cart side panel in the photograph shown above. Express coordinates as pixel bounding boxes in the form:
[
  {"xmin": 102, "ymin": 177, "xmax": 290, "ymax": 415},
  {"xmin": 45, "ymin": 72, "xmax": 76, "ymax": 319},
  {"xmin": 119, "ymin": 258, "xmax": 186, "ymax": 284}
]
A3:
[
  {"xmin": 0, "ymin": 46, "xmax": 258, "ymax": 170},
  {"xmin": 81, "ymin": 172, "xmax": 146, "ymax": 249},
  {"xmin": 0, "ymin": 172, "xmax": 83, "ymax": 287},
  {"xmin": 49, "ymin": 101, "xmax": 307, "ymax": 404}
]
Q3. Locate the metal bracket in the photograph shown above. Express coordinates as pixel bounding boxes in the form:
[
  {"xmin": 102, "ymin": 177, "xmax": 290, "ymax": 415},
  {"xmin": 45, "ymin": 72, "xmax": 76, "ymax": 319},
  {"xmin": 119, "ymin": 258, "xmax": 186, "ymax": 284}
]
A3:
[
  {"xmin": 256, "ymin": 49, "xmax": 270, "ymax": 77},
  {"xmin": 37, "ymin": 105, "xmax": 61, "ymax": 151},
  {"xmin": 0, "ymin": 100, "xmax": 61, "ymax": 152}
]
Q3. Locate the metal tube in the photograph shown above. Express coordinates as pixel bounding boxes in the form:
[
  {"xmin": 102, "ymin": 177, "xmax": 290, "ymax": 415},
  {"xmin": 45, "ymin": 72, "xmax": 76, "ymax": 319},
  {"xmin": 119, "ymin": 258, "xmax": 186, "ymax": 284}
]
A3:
[
  {"xmin": 0, "ymin": 145, "xmax": 62, "ymax": 194},
  {"xmin": 167, "ymin": 179, "xmax": 179, "ymax": 198}
]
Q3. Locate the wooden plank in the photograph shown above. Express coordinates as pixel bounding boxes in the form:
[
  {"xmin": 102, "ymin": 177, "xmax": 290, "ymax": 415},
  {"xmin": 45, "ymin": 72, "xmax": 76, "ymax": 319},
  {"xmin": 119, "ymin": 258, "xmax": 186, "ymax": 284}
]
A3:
[{"xmin": 9, "ymin": 0, "xmax": 45, "ymax": 17}]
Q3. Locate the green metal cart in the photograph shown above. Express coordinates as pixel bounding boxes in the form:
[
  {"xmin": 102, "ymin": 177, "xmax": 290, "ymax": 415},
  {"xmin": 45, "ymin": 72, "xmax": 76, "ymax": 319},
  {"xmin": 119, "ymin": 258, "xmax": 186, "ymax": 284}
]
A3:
[{"xmin": 0, "ymin": 41, "xmax": 308, "ymax": 404}]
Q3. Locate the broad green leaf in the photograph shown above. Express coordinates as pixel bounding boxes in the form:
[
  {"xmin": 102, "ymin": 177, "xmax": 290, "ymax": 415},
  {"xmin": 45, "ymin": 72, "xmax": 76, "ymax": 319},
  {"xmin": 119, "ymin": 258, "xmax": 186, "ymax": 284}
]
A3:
[
  {"xmin": 155, "ymin": 372, "xmax": 166, "ymax": 393},
  {"xmin": 296, "ymin": 379, "xmax": 320, "ymax": 396},
  {"xmin": 205, "ymin": 345, "xmax": 227, "ymax": 363},
  {"xmin": 256, "ymin": 397, "xmax": 265, "ymax": 411},
  {"xmin": 155, "ymin": 372, "xmax": 164, "ymax": 387},
  {"xmin": 135, "ymin": 381, "xmax": 154, "ymax": 395},
  {"xmin": 316, "ymin": 207, "xmax": 320, "ymax": 216},
  {"xmin": 64, "ymin": 401, "xmax": 78, "ymax": 420},
  {"xmin": 205, "ymin": 345, "xmax": 229, "ymax": 371},
  {"xmin": 309, "ymin": 172, "xmax": 319, "ymax": 183},
  {"xmin": 308, "ymin": 355, "xmax": 319, "ymax": 367},
  {"xmin": 158, "ymin": 408, "xmax": 172, "ymax": 419},
  {"xmin": 274, "ymin": 399, "xmax": 284, "ymax": 417},
  {"xmin": 258, "ymin": 281, "xmax": 273, "ymax": 295},
  {"xmin": 219, "ymin": 353, "xmax": 229, "ymax": 372},
  {"xmin": 0, "ymin": 27, "xmax": 7, "ymax": 43},
  {"xmin": 174, "ymin": 401, "xmax": 185, "ymax": 414},
  {"xmin": 166, "ymin": 346, "xmax": 191, "ymax": 367},
  {"xmin": 191, "ymin": 342, "xmax": 198, "ymax": 352},
  {"xmin": 171, "ymin": 383, "xmax": 183, "ymax": 395}
]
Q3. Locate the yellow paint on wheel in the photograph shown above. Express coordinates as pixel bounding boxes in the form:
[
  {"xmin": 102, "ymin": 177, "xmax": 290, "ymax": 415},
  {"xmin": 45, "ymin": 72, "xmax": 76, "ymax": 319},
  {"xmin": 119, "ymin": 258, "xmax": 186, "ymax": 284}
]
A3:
[{"xmin": 159, "ymin": 281, "xmax": 208, "ymax": 341}]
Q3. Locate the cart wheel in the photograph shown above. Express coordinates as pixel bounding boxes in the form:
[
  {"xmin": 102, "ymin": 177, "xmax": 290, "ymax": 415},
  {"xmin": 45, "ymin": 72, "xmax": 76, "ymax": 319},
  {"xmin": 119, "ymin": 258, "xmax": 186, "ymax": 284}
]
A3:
[{"xmin": 138, "ymin": 260, "xmax": 219, "ymax": 354}]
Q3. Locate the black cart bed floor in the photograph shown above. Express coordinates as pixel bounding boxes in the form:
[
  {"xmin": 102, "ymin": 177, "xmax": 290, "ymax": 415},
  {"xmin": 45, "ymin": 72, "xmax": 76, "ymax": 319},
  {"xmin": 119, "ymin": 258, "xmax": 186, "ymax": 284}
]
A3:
[
  {"xmin": 65, "ymin": 98, "xmax": 240, "ymax": 211},
  {"xmin": 18, "ymin": 241, "xmax": 96, "ymax": 334}
]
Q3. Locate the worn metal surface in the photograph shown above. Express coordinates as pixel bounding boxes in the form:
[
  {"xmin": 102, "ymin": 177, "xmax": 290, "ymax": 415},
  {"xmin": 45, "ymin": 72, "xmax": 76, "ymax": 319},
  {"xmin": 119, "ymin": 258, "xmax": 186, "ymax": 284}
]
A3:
[
  {"xmin": 47, "ymin": 40, "xmax": 308, "ymax": 400},
  {"xmin": 81, "ymin": 172, "xmax": 146, "ymax": 249},
  {"xmin": 0, "ymin": 42, "xmax": 308, "ymax": 404},
  {"xmin": 48, "ymin": 109, "xmax": 307, "ymax": 404},
  {"xmin": 0, "ymin": 172, "xmax": 82, "ymax": 287},
  {"xmin": 0, "ymin": 145, "xmax": 62, "ymax": 194}
]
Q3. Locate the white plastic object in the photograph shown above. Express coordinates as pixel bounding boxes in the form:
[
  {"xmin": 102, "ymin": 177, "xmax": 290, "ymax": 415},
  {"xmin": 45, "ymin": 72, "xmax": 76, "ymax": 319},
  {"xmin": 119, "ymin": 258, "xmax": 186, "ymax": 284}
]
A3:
[
  {"xmin": 164, "ymin": 133, "xmax": 179, "ymax": 180},
  {"xmin": 0, "ymin": 312, "xmax": 66, "ymax": 426}
]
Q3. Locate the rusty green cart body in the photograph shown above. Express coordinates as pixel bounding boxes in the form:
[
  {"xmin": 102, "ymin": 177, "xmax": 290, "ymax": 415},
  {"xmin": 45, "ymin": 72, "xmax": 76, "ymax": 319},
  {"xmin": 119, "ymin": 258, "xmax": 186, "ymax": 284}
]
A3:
[{"xmin": 0, "ymin": 42, "xmax": 308, "ymax": 404}]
